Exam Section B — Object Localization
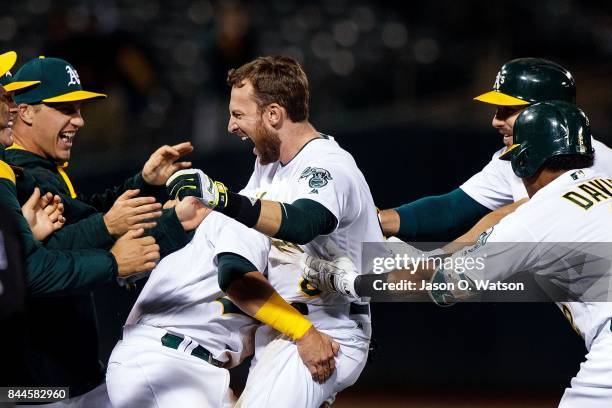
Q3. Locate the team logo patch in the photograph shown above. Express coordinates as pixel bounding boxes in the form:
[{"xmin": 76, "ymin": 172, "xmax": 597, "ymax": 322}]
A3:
[
  {"xmin": 299, "ymin": 167, "xmax": 332, "ymax": 190},
  {"xmin": 493, "ymin": 72, "xmax": 505, "ymax": 90},
  {"xmin": 66, "ymin": 65, "xmax": 81, "ymax": 86}
]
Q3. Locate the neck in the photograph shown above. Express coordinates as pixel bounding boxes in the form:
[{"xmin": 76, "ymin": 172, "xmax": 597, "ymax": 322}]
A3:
[
  {"xmin": 523, "ymin": 168, "xmax": 567, "ymax": 197},
  {"xmin": 278, "ymin": 121, "xmax": 319, "ymax": 165}
]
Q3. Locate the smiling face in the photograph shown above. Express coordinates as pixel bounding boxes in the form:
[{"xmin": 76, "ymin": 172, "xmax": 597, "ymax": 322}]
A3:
[
  {"xmin": 227, "ymin": 81, "xmax": 280, "ymax": 165},
  {"xmin": 28, "ymin": 101, "xmax": 84, "ymax": 162},
  {"xmin": 491, "ymin": 105, "xmax": 525, "ymax": 147}
]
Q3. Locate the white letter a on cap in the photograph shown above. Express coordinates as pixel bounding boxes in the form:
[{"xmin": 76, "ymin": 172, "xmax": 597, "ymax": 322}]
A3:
[{"xmin": 66, "ymin": 65, "xmax": 81, "ymax": 86}]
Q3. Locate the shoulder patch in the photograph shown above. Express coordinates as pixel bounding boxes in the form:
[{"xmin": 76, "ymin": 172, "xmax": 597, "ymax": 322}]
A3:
[
  {"xmin": 0, "ymin": 160, "xmax": 16, "ymax": 184},
  {"xmin": 299, "ymin": 167, "xmax": 332, "ymax": 189}
]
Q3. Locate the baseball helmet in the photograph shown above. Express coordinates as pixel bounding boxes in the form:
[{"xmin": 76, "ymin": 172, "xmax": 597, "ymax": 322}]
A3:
[
  {"xmin": 474, "ymin": 58, "xmax": 576, "ymax": 106},
  {"xmin": 500, "ymin": 101, "xmax": 593, "ymax": 178}
]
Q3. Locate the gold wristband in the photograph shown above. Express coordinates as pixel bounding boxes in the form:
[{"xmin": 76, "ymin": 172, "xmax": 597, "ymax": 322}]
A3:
[{"xmin": 254, "ymin": 292, "xmax": 313, "ymax": 341}]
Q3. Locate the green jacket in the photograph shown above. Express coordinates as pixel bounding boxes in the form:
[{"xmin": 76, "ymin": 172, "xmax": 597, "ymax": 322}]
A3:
[
  {"xmin": 0, "ymin": 158, "xmax": 114, "ymax": 395},
  {"xmin": 0, "ymin": 159, "xmax": 116, "ymax": 296},
  {"xmin": 4, "ymin": 147, "xmax": 192, "ymax": 258},
  {"xmin": 2, "ymin": 147, "xmax": 191, "ymax": 396}
]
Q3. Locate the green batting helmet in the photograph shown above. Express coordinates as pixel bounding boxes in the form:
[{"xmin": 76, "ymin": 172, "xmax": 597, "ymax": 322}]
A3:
[
  {"xmin": 474, "ymin": 58, "xmax": 576, "ymax": 106},
  {"xmin": 500, "ymin": 101, "xmax": 593, "ymax": 178}
]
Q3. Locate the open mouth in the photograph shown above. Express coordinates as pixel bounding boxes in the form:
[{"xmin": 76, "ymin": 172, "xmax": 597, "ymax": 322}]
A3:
[{"xmin": 59, "ymin": 131, "xmax": 76, "ymax": 147}]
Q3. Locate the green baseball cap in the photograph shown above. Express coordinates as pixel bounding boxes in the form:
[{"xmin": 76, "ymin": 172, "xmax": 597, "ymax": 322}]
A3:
[
  {"xmin": 0, "ymin": 51, "xmax": 40, "ymax": 92},
  {"xmin": 13, "ymin": 56, "xmax": 106, "ymax": 104}
]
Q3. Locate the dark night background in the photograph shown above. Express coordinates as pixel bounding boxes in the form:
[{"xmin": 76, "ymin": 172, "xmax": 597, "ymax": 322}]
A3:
[{"xmin": 3, "ymin": 0, "xmax": 612, "ymax": 406}]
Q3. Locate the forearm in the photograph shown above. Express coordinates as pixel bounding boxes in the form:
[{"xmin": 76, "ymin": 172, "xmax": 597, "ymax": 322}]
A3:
[
  {"xmin": 391, "ymin": 188, "xmax": 490, "ymax": 241},
  {"xmin": 44, "ymin": 213, "xmax": 115, "ymax": 250},
  {"xmin": 218, "ymin": 195, "xmax": 336, "ymax": 244},
  {"xmin": 218, "ymin": 253, "xmax": 312, "ymax": 340},
  {"xmin": 227, "ymin": 272, "xmax": 313, "ymax": 340},
  {"xmin": 26, "ymin": 249, "xmax": 117, "ymax": 296},
  {"xmin": 225, "ymin": 271, "xmax": 275, "ymax": 316},
  {"xmin": 254, "ymin": 200, "xmax": 282, "ymax": 237}
]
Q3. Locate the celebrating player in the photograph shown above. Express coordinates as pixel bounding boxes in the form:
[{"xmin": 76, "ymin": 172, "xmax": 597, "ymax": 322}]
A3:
[
  {"xmin": 378, "ymin": 58, "xmax": 612, "ymax": 242},
  {"xmin": 2, "ymin": 55, "xmax": 206, "ymax": 404},
  {"xmin": 167, "ymin": 55, "xmax": 384, "ymax": 407},
  {"xmin": 305, "ymin": 101, "xmax": 612, "ymax": 407},
  {"xmin": 106, "ymin": 203, "xmax": 265, "ymax": 407}
]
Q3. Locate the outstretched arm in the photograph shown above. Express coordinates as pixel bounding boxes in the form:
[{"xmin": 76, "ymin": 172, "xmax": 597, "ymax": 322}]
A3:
[
  {"xmin": 304, "ymin": 199, "xmax": 529, "ymax": 300},
  {"xmin": 379, "ymin": 188, "xmax": 490, "ymax": 241},
  {"xmin": 167, "ymin": 169, "xmax": 337, "ymax": 244}
]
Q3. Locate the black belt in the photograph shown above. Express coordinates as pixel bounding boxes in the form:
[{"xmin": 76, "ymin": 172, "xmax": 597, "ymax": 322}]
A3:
[
  {"xmin": 161, "ymin": 333, "xmax": 224, "ymax": 368},
  {"xmin": 290, "ymin": 302, "xmax": 370, "ymax": 316}
]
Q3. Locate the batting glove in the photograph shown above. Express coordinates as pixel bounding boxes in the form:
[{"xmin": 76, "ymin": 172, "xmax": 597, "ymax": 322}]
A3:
[
  {"xmin": 302, "ymin": 255, "xmax": 360, "ymax": 299},
  {"xmin": 166, "ymin": 169, "xmax": 228, "ymax": 209}
]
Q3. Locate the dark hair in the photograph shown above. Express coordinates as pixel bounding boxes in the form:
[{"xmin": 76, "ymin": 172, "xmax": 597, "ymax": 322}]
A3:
[
  {"xmin": 542, "ymin": 154, "xmax": 594, "ymax": 172},
  {"xmin": 227, "ymin": 56, "xmax": 309, "ymax": 122}
]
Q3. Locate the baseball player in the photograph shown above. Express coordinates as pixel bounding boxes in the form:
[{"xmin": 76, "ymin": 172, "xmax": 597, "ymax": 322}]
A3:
[
  {"xmin": 105, "ymin": 203, "xmax": 269, "ymax": 407},
  {"xmin": 167, "ymin": 56, "xmax": 384, "ymax": 407},
  {"xmin": 378, "ymin": 58, "xmax": 612, "ymax": 242},
  {"xmin": 107, "ymin": 198, "xmax": 353, "ymax": 408},
  {"xmin": 306, "ymin": 101, "xmax": 612, "ymax": 407}
]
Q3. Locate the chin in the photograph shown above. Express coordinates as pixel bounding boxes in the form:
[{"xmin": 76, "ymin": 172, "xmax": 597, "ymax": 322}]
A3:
[
  {"xmin": 0, "ymin": 132, "xmax": 13, "ymax": 147},
  {"xmin": 55, "ymin": 152, "xmax": 71, "ymax": 163}
]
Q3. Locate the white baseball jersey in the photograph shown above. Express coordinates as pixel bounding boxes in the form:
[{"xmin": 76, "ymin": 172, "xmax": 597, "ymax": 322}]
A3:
[
  {"xmin": 126, "ymin": 211, "xmax": 270, "ymax": 367},
  {"xmin": 240, "ymin": 135, "xmax": 384, "ymax": 328},
  {"xmin": 460, "ymin": 138, "xmax": 612, "ymax": 210},
  {"xmin": 442, "ymin": 168, "xmax": 612, "ymax": 351}
]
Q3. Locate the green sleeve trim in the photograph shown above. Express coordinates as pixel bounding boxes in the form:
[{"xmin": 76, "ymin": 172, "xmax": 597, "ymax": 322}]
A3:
[
  {"xmin": 217, "ymin": 252, "xmax": 258, "ymax": 292},
  {"xmin": 394, "ymin": 188, "xmax": 489, "ymax": 241},
  {"xmin": 276, "ymin": 199, "xmax": 338, "ymax": 245}
]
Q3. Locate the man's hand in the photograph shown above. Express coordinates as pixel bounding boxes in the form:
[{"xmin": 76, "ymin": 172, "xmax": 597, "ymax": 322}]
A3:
[
  {"xmin": 166, "ymin": 169, "xmax": 228, "ymax": 209},
  {"xmin": 296, "ymin": 326, "xmax": 340, "ymax": 384},
  {"xmin": 110, "ymin": 228, "xmax": 160, "ymax": 277},
  {"xmin": 21, "ymin": 187, "xmax": 66, "ymax": 241},
  {"xmin": 174, "ymin": 196, "xmax": 212, "ymax": 231},
  {"xmin": 103, "ymin": 189, "xmax": 162, "ymax": 237},
  {"xmin": 142, "ymin": 141, "xmax": 194, "ymax": 186},
  {"xmin": 302, "ymin": 255, "xmax": 360, "ymax": 299}
]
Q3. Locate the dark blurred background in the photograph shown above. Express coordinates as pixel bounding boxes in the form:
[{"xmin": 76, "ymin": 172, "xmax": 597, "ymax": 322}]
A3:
[{"xmin": 3, "ymin": 0, "xmax": 611, "ymax": 406}]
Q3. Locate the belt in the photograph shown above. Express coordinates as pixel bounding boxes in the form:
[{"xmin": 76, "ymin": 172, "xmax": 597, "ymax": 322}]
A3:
[
  {"xmin": 161, "ymin": 333, "xmax": 224, "ymax": 368},
  {"xmin": 290, "ymin": 302, "xmax": 370, "ymax": 316}
]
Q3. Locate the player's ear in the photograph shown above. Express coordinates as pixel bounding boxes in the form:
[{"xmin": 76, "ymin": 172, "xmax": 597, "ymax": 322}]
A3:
[
  {"xmin": 18, "ymin": 104, "xmax": 36, "ymax": 126},
  {"xmin": 264, "ymin": 103, "xmax": 283, "ymax": 127}
]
